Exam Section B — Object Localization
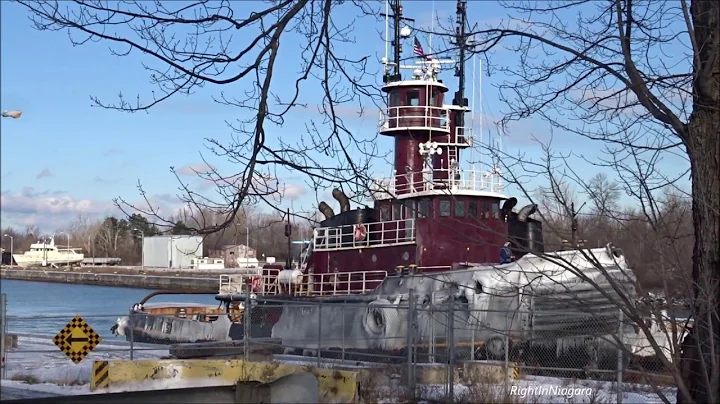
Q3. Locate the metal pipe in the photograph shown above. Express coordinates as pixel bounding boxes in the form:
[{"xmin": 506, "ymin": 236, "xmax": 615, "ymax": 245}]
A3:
[
  {"xmin": 244, "ymin": 292, "xmax": 251, "ymax": 362},
  {"xmin": 617, "ymin": 309, "xmax": 624, "ymax": 404},
  {"xmin": 317, "ymin": 302, "xmax": 322, "ymax": 366},
  {"xmin": 448, "ymin": 300, "xmax": 455, "ymax": 402},
  {"xmin": 129, "ymin": 306, "xmax": 135, "ymax": 360}
]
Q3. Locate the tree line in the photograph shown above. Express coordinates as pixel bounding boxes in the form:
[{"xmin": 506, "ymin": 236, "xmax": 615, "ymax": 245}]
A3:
[{"xmin": 1, "ymin": 208, "xmax": 311, "ymax": 265}]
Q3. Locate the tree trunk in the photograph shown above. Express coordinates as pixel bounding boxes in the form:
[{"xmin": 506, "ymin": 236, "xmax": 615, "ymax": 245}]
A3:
[{"xmin": 679, "ymin": 2, "xmax": 720, "ymax": 402}]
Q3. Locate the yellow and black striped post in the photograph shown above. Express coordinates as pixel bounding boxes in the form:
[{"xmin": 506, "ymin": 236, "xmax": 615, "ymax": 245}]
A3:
[{"xmin": 91, "ymin": 360, "xmax": 110, "ymax": 390}]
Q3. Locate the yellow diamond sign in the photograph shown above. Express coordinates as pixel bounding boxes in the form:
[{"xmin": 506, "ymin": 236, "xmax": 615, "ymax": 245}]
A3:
[{"xmin": 52, "ymin": 315, "xmax": 102, "ymax": 364}]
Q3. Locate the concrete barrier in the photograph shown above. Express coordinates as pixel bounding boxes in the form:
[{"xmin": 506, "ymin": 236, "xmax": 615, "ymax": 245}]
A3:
[
  {"xmin": 0, "ymin": 269, "xmax": 218, "ymax": 291},
  {"xmin": 89, "ymin": 359, "xmax": 359, "ymax": 402},
  {"xmin": 5, "ymin": 374, "xmax": 320, "ymax": 403}
]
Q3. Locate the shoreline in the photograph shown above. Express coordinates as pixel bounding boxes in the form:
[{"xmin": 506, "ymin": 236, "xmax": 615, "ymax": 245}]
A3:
[{"xmin": 0, "ymin": 267, "xmax": 221, "ymax": 292}]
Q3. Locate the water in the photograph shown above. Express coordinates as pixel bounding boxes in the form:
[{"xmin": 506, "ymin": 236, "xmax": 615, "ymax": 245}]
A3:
[{"xmin": 1, "ymin": 280, "xmax": 220, "ymax": 338}]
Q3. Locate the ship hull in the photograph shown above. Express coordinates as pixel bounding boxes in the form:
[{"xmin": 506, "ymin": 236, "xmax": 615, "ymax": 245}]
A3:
[
  {"xmin": 121, "ymin": 247, "xmax": 643, "ymax": 370},
  {"xmin": 12, "ymin": 254, "xmax": 84, "ymax": 268}
]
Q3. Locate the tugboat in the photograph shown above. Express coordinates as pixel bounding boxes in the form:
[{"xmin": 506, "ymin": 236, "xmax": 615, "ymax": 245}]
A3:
[{"xmin": 117, "ymin": 0, "xmax": 638, "ymax": 369}]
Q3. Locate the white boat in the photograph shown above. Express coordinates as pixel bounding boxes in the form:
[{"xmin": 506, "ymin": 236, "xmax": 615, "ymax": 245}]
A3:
[{"xmin": 12, "ymin": 237, "xmax": 84, "ymax": 268}]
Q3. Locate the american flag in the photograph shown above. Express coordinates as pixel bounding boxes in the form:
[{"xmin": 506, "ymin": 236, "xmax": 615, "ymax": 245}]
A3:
[{"xmin": 413, "ymin": 37, "xmax": 432, "ymax": 60}]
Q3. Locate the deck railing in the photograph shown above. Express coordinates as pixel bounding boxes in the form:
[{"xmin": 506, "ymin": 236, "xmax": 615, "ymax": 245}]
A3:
[
  {"xmin": 218, "ymin": 268, "xmax": 281, "ymax": 296},
  {"xmin": 379, "ymin": 106, "xmax": 450, "ymax": 133},
  {"xmin": 307, "ymin": 270, "xmax": 388, "ymax": 296},
  {"xmin": 218, "ymin": 269, "xmax": 389, "ymax": 297},
  {"xmin": 372, "ymin": 168, "xmax": 503, "ymax": 199},
  {"xmin": 312, "ymin": 219, "xmax": 416, "ymax": 251}
]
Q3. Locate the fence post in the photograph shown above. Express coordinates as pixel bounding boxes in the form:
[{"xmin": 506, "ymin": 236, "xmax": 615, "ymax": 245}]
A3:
[
  {"xmin": 504, "ymin": 332, "xmax": 510, "ymax": 397},
  {"xmin": 429, "ymin": 294, "xmax": 435, "ymax": 363},
  {"xmin": 1, "ymin": 293, "xmax": 6, "ymax": 380},
  {"xmin": 341, "ymin": 303, "xmax": 346, "ymax": 362},
  {"xmin": 128, "ymin": 306, "xmax": 135, "ymax": 360},
  {"xmin": 448, "ymin": 299, "xmax": 455, "ymax": 402},
  {"xmin": 244, "ymin": 293, "xmax": 251, "ymax": 362},
  {"xmin": 407, "ymin": 289, "xmax": 416, "ymax": 399},
  {"xmin": 617, "ymin": 308, "xmax": 624, "ymax": 404},
  {"xmin": 317, "ymin": 301, "xmax": 322, "ymax": 366}
]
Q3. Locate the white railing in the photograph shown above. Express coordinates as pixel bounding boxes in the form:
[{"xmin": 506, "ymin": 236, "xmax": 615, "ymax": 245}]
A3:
[
  {"xmin": 312, "ymin": 219, "xmax": 416, "ymax": 251},
  {"xmin": 379, "ymin": 106, "xmax": 450, "ymax": 133},
  {"xmin": 454, "ymin": 126, "xmax": 473, "ymax": 146},
  {"xmin": 310, "ymin": 270, "xmax": 388, "ymax": 296},
  {"xmin": 372, "ymin": 168, "xmax": 503, "ymax": 199},
  {"xmin": 218, "ymin": 268, "xmax": 281, "ymax": 296},
  {"xmin": 218, "ymin": 269, "xmax": 389, "ymax": 297}
]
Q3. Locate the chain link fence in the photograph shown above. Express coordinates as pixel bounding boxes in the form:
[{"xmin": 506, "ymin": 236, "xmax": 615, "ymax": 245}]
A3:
[{"xmin": 0, "ymin": 292, "xmax": 681, "ymax": 402}]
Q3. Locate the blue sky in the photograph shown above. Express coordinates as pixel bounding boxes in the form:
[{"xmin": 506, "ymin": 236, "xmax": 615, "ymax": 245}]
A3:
[{"xmin": 0, "ymin": 1, "xmax": 691, "ymax": 233}]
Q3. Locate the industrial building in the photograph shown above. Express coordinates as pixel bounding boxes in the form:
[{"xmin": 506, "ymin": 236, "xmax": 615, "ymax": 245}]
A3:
[
  {"xmin": 208, "ymin": 244, "xmax": 258, "ymax": 268},
  {"xmin": 142, "ymin": 235, "xmax": 203, "ymax": 269}
]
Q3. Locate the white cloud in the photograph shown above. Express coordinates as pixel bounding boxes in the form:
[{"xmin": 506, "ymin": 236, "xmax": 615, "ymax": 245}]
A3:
[
  {"xmin": 0, "ymin": 188, "xmax": 113, "ymax": 232},
  {"xmin": 281, "ymin": 183, "xmax": 308, "ymax": 200},
  {"xmin": 35, "ymin": 168, "xmax": 52, "ymax": 179},
  {"xmin": 176, "ymin": 163, "xmax": 216, "ymax": 176},
  {"xmin": 0, "ymin": 187, "xmax": 193, "ymax": 233}
]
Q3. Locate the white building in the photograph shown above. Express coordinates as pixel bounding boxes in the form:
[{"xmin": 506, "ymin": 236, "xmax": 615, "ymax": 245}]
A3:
[{"xmin": 142, "ymin": 235, "xmax": 203, "ymax": 269}]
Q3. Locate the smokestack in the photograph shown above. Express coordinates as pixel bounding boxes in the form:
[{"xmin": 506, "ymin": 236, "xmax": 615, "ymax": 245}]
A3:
[
  {"xmin": 332, "ymin": 188, "xmax": 351, "ymax": 213},
  {"xmin": 517, "ymin": 204, "xmax": 538, "ymax": 222},
  {"xmin": 318, "ymin": 202, "xmax": 335, "ymax": 220},
  {"xmin": 501, "ymin": 197, "xmax": 518, "ymax": 216}
]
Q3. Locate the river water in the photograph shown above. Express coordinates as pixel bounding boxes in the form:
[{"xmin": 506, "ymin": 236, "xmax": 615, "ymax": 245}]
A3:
[{"xmin": 1, "ymin": 280, "xmax": 219, "ymax": 338}]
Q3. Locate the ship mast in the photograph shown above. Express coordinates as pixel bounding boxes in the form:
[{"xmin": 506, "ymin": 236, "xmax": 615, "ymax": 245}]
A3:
[
  {"xmin": 381, "ymin": 0, "xmax": 414, "ymax": 80},
  {"xmin": 453, "ymin": 0, "xmax": 469, "ymax": 115}
]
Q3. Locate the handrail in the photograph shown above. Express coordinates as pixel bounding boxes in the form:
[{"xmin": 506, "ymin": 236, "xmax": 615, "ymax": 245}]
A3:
[
  {"xmin": 218, "ymin": 268, "xmax": 281, "ymax": 296},
  {"xmin": 372, "ymin": 168, "xmax": 503, "ymax": 198},
  {"xmin": 218, "ymin": 269, "xmax": 389, "ymax": 297},
  {"xmin": 379, "ymin": 106, "xmax": 450, "ymax": 132},
  {"xmin": 311, "ymin": 270, "xmax": 388, "ymax": 296},
  {"xmin": 312, "ymin": 218, "xmax": 416, "ymax": 251}
]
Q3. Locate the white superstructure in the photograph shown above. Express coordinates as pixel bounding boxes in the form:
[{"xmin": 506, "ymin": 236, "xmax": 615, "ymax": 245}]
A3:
[{"xmin": 12, "ymin": 237, "xmax": 84, "ymax": 268}]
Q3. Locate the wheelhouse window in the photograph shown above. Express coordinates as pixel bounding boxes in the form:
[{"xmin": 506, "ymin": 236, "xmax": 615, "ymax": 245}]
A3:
[
  {"xmin": 389, "ymin": 91, "xmax": 401, "ymax": 107},
  {"xmin": 428, "ymin": 91, "xmax": 436, "ymax": 107},
  {"xmin": 492, "ymin": 202, "xmax": 500, "ymax": 219},
  {"xmin": 483, "ymin": 202, "xmax": 490, "ymax": 218},
  {"xmin": 407, "ymin": 90, "xmax": 420, "ymax": 106},
  {"xmin": 418, "ymin": 199, "xmax": 430, "ymax": 218},
  {"xmin": 404, "ymin": 200, "xmax": 416, "ymax": 218},
  {"xmin": 439, "ymin": 200, "xmax": 451, "ymax": 217},
  {"xmin": 469, "ymin": 201, "xmax": 478, "ymax": 218},
  {"xmin": 380, "ymin": 205, "xmax": 391, "ymax": 221},
  {"xmin": 393, "ymin": 203, "xmax": 402, "ymax": 220},
  {"xmin": 455, "ymin": 201, "xmax": 465, "ymax": 217}
]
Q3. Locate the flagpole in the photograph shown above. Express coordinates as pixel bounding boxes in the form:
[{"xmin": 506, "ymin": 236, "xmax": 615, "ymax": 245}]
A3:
[
  {"xmin": 429, "ymin": 0, "xmax": 435, "ymax": 56},
  {"xmin": 384, "ymin": 0, "xmax": 389, "ymax": 64}
]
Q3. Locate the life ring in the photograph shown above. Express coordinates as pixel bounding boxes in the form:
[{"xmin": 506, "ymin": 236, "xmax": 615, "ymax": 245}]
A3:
[
  {"xmin": 251, "ymin": 276, "xmax": 262, "ymax": 293},
  {"xmin": 354, "ymin": 224, "xmax": 367, "ymax": 241}
]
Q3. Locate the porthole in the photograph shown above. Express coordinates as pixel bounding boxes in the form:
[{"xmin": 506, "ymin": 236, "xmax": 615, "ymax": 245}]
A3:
[
  {"xmin": 371, "ymin": 254, "xmax": 378, "ymax": 263},
  {"xmin": 402, "ymin": 251, "xmax": 410, "ymax": 261}
]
